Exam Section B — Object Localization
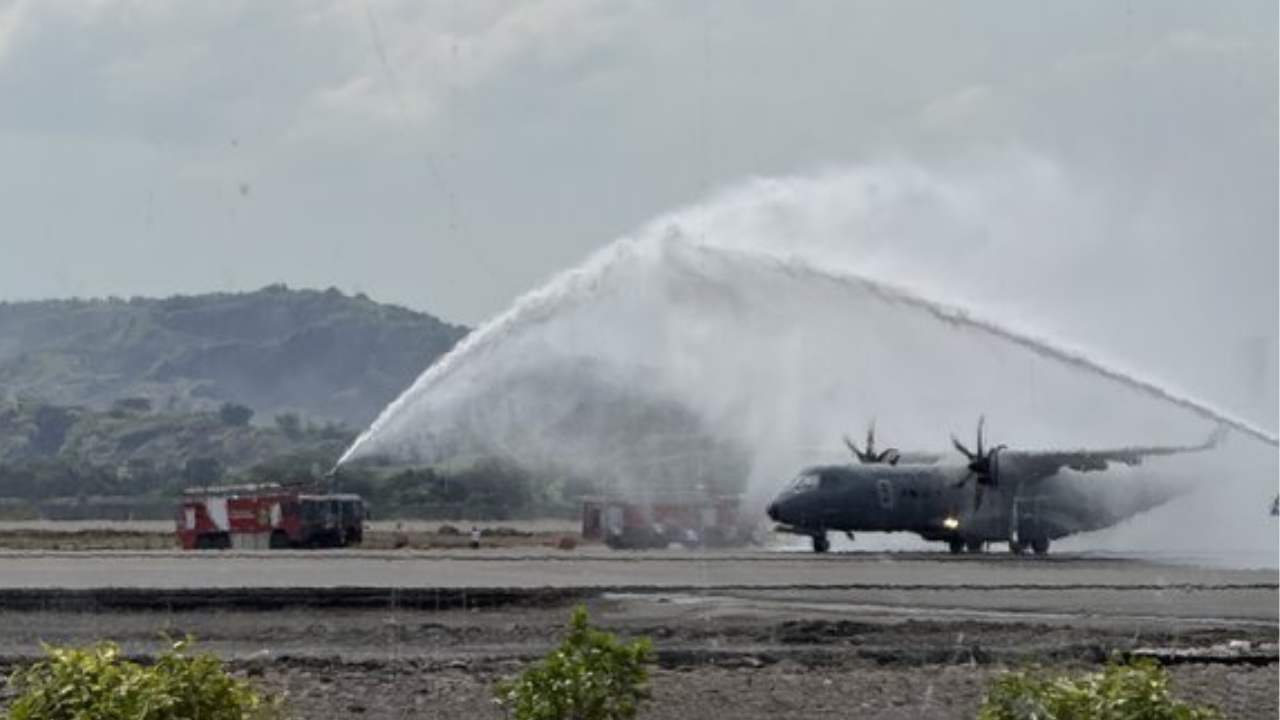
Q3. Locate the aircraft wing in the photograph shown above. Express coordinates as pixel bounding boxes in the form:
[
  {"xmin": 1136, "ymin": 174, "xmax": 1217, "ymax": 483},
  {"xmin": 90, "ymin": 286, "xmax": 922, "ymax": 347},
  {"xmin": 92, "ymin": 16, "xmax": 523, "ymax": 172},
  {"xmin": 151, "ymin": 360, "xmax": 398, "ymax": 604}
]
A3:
[
  {"xmin": 1002, "ymin": 426, "xmax": 1225, "ymax": 482},
  {"xmin": 896, "ymin": 451, "xmax": 945, "ymax": 465}
]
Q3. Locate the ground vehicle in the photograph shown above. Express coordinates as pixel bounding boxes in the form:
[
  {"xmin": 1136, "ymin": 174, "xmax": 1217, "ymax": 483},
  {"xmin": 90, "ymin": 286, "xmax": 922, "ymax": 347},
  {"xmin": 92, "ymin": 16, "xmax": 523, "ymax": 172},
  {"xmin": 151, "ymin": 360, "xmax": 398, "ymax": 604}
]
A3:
[
  {"xmin": 582, "ymin": 492, "xmax": 758, "ymax": 549},
  {"xmin": 176, "ymin": 483, "xmax": 366, "ymax": 550}
]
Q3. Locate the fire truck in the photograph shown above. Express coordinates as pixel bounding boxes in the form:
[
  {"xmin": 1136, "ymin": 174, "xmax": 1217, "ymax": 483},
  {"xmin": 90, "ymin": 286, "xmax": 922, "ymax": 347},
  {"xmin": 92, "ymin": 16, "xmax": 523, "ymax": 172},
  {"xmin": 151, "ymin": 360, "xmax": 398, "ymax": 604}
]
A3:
[
  {"xmin": 176, "ymin": 483, "xmax": 366, "ymax": 550},
  {"xmin": 581, "ymin": 492, "xmax": 760, "ymax": 550}
]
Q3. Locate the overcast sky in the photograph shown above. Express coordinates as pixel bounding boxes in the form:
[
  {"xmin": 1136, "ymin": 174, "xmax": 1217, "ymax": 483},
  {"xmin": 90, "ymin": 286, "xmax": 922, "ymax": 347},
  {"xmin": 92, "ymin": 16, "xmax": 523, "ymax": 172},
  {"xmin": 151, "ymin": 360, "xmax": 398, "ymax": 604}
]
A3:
[{"xmin": 1, "ymin": 1, "xmax": 1276, "ymax": 419}]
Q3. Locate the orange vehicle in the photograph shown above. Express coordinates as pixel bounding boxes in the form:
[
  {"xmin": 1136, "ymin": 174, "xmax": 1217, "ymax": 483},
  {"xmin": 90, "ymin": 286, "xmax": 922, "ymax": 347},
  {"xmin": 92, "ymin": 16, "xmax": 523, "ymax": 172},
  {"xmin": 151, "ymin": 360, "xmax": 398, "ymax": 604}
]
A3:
[
  {"xmin": 176, "ymin": 483, "xmax": 365, "ymax": 550},
  {"xmin": 581, "ymin": 492, "xmax": 758, "ymax": 549}
]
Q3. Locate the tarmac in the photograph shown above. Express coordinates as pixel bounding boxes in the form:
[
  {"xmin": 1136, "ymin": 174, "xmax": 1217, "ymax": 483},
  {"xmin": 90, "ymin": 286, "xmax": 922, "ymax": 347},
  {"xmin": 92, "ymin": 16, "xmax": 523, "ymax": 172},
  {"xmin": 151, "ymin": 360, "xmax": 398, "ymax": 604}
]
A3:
[{"xmin": 0, "ymin": 549, "xmax": 1272, "ymax": 626}]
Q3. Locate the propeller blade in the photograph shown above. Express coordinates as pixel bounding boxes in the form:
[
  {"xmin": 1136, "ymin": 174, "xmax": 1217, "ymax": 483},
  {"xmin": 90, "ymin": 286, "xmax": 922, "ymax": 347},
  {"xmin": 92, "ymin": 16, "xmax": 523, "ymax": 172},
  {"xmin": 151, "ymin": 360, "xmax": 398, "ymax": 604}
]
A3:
[
  {"xmin": 844, "ymin": 434, "xmax": 869, "ymax": 463},
  {"xmin": 951, "ymin": 435, "xmax": 974, "ymax": 460},
  {"xmin": 847, "ymin": 424, "xmax": 902, "ymax": 466},
  {"xmin": 976, "ymin": 415, "xmax": 985, "ymax": 457}
]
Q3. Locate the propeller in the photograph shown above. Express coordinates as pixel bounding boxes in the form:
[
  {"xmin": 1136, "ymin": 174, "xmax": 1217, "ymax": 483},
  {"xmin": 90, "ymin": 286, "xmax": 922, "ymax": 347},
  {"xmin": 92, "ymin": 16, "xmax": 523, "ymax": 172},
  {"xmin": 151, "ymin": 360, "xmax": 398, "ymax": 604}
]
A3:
[
  {"xmin": 950, "ymin": 416, "xmax": 1006, "ymax": 513},
  {"xmin": 844, "ymin": 421, "xmax": 901, "ymax": 465}
]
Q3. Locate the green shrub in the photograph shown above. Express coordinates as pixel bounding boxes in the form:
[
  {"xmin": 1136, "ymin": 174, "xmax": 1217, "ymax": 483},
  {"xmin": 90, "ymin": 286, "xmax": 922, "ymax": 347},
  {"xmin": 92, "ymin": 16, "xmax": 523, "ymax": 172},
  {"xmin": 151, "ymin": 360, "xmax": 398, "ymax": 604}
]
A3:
[
  {"xmin": 4, "ymin": 637, "xmax": 284, "ymax": 720},
  {"xmin": 977, "ymin": 657, "xmax": 1222, "ymax": 720},
  {"xmin": 495, "ymin": 605, "xmax": 653, "ymax": 720}
]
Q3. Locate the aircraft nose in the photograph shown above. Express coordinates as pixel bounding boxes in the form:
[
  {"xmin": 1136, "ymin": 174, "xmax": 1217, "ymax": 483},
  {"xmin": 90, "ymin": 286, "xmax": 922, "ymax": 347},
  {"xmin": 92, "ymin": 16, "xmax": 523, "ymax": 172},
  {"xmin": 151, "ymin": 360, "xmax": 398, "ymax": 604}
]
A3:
[{"xmin": 765, "ymin": 500, "xmax": 780, "ymax": 522}]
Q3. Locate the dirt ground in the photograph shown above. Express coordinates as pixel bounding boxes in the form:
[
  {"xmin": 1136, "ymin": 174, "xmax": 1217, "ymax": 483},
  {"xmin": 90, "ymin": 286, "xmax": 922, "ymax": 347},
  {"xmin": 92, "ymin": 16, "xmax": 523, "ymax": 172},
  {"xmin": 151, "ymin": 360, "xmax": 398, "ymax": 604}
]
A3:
[
  {"xmin": 0, "ymin": 523, "xmax": 1272, "ymax": 719},
  {"xmin": 0, "ymin": 592, "xmax": 1274, "ymax": 720}
]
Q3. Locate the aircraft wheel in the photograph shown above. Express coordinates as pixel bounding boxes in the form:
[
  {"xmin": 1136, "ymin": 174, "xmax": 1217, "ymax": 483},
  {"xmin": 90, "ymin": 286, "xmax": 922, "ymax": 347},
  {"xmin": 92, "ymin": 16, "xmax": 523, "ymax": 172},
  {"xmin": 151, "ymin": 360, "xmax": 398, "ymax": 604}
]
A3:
[
  {"xmin": 965, "ymin": 539, "xmax": 985, "ymax": 553},
  {"xmin": 811, "ymin": 534, "xmax": 830, "ymax": 553},
  {"xmin": 1031, "ymin": 538, "xmax": 1050, "ymax": 555},
  {"xmin": 1008, "ymin": 540, "xmax": 1027, "ymax": 555},
  {"xmin": 948, "ymin": 539, "xmax": 965, "ymax": 554}
]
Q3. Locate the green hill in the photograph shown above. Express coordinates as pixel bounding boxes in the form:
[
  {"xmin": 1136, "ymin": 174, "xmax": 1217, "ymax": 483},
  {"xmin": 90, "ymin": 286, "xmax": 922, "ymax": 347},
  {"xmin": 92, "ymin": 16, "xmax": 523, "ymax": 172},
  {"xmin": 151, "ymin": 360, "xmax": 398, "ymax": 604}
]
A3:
[
  {"xmin": 0, "ymin": 285, "xmax": 469, "ymax": 426},
  {"xmin": 0, "ymin": 399, "xmax": 580, "ymax": 521},
  {"xmin": 0, "ymin": 400, "xmax": 354, "ymax": 506}
]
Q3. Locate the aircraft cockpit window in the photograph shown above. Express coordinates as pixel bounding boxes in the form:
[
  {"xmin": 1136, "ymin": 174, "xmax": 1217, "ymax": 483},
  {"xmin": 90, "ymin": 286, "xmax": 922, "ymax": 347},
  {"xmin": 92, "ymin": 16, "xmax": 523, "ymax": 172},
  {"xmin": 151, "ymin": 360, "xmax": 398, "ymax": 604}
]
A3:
[{"xmin": 788, "ymin": 473, "xmax": 819, "ymax": 493}]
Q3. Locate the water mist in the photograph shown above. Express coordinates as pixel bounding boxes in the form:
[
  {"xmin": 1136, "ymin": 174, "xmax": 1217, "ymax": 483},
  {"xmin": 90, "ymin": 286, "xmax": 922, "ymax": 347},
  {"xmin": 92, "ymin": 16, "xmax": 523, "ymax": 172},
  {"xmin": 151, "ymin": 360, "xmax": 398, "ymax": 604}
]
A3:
[{"xmin": 341, "ymin": 157, "xmax": 1278, "ymax": 568}]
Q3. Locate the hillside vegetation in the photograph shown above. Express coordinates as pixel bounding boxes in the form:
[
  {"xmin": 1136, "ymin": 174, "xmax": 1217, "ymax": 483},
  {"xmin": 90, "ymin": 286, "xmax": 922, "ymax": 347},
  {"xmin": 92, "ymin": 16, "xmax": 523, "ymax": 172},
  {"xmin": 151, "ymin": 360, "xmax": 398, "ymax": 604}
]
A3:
[
  {"xmin": 0, "ymin": 397, "xmax": 590, "ymax": 521},
  {"xmin": 0, "ymin": 285, "xmax": 468, "ymax": 426},
  {"xmin": 0, "ymin": 287, "xmax": 744, "ymax": 521},
  {"xmin": 0, "ymin": 286, "xmax": 525, "ymax": 520}
]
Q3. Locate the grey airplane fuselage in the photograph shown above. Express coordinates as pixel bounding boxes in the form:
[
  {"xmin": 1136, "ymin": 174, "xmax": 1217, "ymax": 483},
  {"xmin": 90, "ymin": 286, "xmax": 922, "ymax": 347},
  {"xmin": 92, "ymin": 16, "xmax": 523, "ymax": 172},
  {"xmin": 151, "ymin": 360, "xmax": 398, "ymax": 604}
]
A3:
[{"xmin": 764, "ymin": 462, "xmax": 1149, "ymax": 549}]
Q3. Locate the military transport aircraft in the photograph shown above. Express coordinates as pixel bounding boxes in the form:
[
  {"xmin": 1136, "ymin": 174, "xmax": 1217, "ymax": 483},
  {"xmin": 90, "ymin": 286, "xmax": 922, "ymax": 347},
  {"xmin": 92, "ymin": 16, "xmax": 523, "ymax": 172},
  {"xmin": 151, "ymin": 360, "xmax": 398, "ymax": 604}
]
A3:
[{"xmin": 765, "ymin": 419, "xmax": 1223, "ymax": 554}]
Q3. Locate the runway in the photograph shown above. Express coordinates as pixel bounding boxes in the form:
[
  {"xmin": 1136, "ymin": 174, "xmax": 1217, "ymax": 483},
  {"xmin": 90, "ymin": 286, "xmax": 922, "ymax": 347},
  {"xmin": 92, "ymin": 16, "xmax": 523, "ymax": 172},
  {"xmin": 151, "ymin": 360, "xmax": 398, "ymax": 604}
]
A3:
[
  {"xmin": 0, "ymin": 549, "xmax": 1273, "ymax": 626},
  {"xmin": 0, "ymin": 549, "xmax": 1274, "ymax": 720}
]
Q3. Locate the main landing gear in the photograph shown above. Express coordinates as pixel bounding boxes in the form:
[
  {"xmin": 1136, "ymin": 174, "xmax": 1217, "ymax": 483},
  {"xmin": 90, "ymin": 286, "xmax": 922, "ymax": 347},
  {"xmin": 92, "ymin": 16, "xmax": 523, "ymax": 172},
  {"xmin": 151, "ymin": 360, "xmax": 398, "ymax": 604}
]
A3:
[
  {"xmin": 949, "ymin": 537, "xmax": 1052, "ymax": 555},
  {"xmin": 948, "ymin": 538, "xmax": 986, "ymax": 554},
  {"xmin": 1008, "ymin": 538, "xmax": 1051, "ymax": 555}
]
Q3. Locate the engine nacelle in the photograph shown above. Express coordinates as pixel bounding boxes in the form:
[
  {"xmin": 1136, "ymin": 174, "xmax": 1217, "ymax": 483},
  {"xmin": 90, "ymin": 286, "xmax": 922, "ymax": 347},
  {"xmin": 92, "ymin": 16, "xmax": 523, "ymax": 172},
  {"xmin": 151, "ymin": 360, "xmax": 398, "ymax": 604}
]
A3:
[{"xmin": 977, "ymin": 446, "xmax": 1002, "ymax": 487}]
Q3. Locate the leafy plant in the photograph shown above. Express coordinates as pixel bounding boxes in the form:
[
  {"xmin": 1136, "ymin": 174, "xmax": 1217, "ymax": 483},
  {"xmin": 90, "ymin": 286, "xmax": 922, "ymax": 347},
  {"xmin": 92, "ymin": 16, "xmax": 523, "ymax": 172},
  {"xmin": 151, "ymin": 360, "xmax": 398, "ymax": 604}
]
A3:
[
  {"xmin": 977, "ymin": 657, "xmax": 1222, "ymax": 720},
  {"xmin": 495, "ymin": 605, "xmax": 653, "ymax": 720},
  {"xmin": 4, "ymin": 637, "xmax": 285, "ymax": 720}
]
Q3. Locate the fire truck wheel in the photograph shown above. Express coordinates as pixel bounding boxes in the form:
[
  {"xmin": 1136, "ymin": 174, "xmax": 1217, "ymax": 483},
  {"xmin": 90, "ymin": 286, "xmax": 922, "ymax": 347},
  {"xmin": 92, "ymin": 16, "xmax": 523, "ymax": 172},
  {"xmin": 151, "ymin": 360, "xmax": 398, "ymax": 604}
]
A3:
[
  {"xmin": 197, "ymin": 533, "xmax": 231, "ymax": 550},
  {"xmin": 269, "ymin": 530, "xmax": 291, "ymax": 549}
]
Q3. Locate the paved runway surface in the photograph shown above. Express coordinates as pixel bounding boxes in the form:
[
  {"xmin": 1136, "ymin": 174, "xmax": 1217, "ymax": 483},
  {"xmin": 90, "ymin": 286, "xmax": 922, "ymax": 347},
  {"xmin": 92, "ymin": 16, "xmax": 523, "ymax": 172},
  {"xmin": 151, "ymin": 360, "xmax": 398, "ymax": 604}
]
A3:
[{"xmin": 0, "ymin": 549, "xmax": 1273, "ymax": 626}]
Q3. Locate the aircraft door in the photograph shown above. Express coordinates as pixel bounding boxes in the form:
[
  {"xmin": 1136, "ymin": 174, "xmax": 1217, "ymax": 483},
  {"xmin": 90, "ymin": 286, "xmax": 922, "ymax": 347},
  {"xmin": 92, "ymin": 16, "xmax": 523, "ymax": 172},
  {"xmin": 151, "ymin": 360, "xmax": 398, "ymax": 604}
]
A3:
[
  {"xmin": 875, "ymin": 479, "xmax": 897, "ymax": 529},
  {"xmin": 876, "ymin": 479, "xmax": 894, "ymax": 510}
]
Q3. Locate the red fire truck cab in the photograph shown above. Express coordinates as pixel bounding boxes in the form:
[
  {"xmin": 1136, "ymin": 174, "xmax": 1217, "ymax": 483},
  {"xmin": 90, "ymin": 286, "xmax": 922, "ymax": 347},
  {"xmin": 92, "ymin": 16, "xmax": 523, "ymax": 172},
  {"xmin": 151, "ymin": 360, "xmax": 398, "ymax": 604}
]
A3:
[{"xmin": 176, "ymin": 483, "xmax": 366, "ymax": 550}]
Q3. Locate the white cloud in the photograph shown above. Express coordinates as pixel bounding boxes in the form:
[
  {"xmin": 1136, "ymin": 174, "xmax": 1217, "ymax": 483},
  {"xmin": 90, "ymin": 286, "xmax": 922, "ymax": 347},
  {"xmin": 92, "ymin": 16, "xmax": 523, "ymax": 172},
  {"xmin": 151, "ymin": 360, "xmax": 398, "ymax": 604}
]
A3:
[
  {"xmin": 303, "ymin": 0, "xmax": 634, "ymax": 133},
  {"xmin": 917, "ymin": 84, "xmax": 1001, "ymax": 133},
  {"xmin": 0, "ymin": 0, "xmax": 29, "ymax": 67},
  {"xmin": 0, "ymin": 0, "xmax": 1271, "ymax": 420}
]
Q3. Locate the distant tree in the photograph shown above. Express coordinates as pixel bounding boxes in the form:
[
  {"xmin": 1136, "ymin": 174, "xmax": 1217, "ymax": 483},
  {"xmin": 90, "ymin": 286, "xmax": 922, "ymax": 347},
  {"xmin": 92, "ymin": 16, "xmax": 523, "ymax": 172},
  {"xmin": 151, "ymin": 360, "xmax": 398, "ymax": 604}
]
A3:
[
  {"xmin": 333, "ymin": 470, "xmax": 375, "ymax": 500},
  {"xmin": 183, "ymin": 457, "xmax": 223, "ymax": 487},
  {"xmin": 218, "ymin": 402, "xmax": 254, "ymax": 427},
  {"xmin": 0, "ymin": 463, "xmax": 39, "ymax": 499},
  {"xmin": 112, "ymin": 397, "xmax": 153, "ymax": 415},
  {"xmin": 452, "ymin": 457, "xmax": 533, "ymax": 519},
  {"xmin": 121, "ymin": 457, "xmax": 164, "ymax": 495},
  {"xmin": 317, "ymin": 421, "xmax": 354, "ymax": 442},
  {"xmin": 29, "ymin": 406, "xmax": 76, "ymax": 457},
  {"xmin": 274, "ymin": 412, "xmax": 302, "ymax": 439},
  {"xmin": 244, "ymin": 452, "xmax": 330, "ymax": 485}
]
